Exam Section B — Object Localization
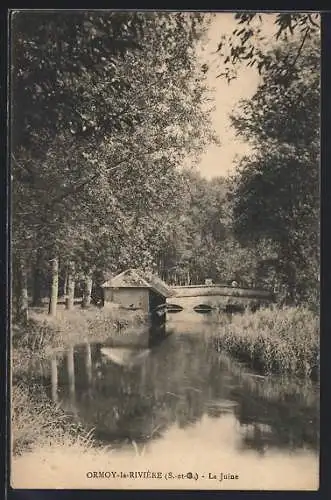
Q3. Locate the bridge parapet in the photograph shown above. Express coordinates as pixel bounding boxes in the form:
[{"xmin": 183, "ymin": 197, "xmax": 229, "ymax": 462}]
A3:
[{"xmin": 171, "ymin": 285, "xmax": 275, "ymax": 301}]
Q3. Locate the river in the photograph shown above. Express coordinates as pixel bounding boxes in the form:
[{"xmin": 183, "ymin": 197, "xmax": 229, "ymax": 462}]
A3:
[{"xmin": 17, "ymin": 312, "xmax": 320, "ymax": 490}]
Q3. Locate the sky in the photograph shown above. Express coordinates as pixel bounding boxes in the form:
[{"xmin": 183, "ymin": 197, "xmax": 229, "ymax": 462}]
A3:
[{"xmin": 195, "ymin": 13, "xmax": 276, "ymax": 179}]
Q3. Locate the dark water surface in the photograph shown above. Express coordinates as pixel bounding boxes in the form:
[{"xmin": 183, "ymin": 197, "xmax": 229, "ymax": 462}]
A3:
[{"xmin": 38, "ymin": 313, "xmax": 319, "ymax": 489}]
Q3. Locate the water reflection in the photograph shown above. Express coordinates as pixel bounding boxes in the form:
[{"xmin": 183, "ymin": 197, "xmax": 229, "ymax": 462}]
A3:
[
  {"xmin": 100, "ymin": 347, "xmax": 151, "ymax": 368},
  {"xmin": 44, "ymin": 321, "xmax": 319, "ymax": 458},
  {"xmin": 50, "ymin": 356, "xmax": 58, "ymax": 404}
]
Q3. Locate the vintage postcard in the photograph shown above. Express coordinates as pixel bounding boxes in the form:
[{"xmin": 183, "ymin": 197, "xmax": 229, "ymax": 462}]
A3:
[{"xmin": 10, "ymin": 10, "xmax": 320, "ymax": 490}]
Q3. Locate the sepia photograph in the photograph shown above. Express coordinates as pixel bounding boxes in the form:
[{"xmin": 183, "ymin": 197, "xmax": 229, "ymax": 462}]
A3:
[{"xmin": 10, "ymin": 10, "xmax": 320, "ymax": 490}]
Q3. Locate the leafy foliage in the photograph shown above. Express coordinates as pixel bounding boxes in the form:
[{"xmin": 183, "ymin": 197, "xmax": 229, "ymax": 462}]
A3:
[
  {"xmin": 215, "ymin": 12, "xmax": 320, "ymax": 83},
  {"xmin": 11, "ymin": 11, "xmax": 217, "ymax": 306},
  {"xmin": 228, "ymin": 34, "xmax": 320, "ymax": 305}
]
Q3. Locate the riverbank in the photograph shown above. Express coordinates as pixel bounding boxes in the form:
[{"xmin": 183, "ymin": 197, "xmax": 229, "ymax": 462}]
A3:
[
  {"xmin": 12, "ymin": 304, "xmax": 147, "ymax": 456},
  {"xmin": 12, "ymin": 305, "xmax": 147, "ymax": 375},
  {"xmin": 215, "ymin": 306, "xmax": 319, "ymax": 380}
]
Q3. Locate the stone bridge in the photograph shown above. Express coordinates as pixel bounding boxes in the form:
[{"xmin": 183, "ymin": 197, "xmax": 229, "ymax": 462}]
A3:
[{"xmin": 167, "ymin": 285, "xmax": 275, "ymax": 313}]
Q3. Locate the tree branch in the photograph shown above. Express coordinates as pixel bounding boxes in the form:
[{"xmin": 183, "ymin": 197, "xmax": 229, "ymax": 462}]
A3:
[{"xmin": 288, "ymin": 27, "xmax": 310, "ymax": 74}]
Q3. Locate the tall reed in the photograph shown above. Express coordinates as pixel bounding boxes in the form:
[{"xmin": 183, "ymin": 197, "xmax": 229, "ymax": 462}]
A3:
[{"xmin": 215, "ymin": 306, "xmax": 319, "ymax": 380}]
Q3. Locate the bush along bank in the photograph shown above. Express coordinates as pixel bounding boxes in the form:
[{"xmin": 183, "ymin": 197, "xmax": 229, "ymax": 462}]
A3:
[{"xmin": 214, "ymin": 306, "xmax": 319, "ymax": 381}]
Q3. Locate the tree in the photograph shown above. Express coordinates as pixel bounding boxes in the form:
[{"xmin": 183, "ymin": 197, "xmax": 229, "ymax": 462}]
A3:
[
  {"xmin": 11, "ymin": 11, "xmax": 209, "ymax": 153},
  {"xmin": 228, "ymin": 35, "xmax": 320, "ymax": 305},
  {"xmin": 11, "ymin": 12, "xmax": 217, "ymax": 314},
  {"xmin": 11, "ymin": 11, "xmax": 144, "ymax": 149}
]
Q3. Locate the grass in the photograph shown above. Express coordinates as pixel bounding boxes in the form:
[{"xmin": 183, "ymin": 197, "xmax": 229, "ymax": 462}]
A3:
[
  {"xmin": 12, "ymin": 382, "xmax": 96, "ymax": 456},
  {"xmin": 215, "ymin": 306, "xmax": 319, "ymax": 380},
  {"xmin": 14, "ymin": 303, "xmax": 147, "ymax": 349}
]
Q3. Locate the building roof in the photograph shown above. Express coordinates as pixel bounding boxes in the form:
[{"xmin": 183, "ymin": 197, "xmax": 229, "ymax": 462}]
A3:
[{"xmin": 101, "ymin": 268, "xmax": 173, "ymax": 298}]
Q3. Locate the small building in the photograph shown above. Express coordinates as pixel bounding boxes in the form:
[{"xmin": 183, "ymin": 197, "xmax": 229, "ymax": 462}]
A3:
[{"xmin": 101, "ymin": 268, "xmax": 173, "ymax": 314}]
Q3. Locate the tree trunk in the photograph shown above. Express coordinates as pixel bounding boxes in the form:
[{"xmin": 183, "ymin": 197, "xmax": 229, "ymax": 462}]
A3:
[
  {"xmin": 32, "ymin": 251, "xmax": 43, "ymax": 307},
  {"xmin": 81, "ymin": 274, "xmax": 93, "ymax": 309},
  {"xmin": 63, "ymin": 269, "xmax": 68, "ymax": 299},
  {"xmin": 65, "ymin": 262, "xmax": 75, "ymax": 310},
  {"xmin": 15, "ymin": 256, "xmax": 29, "ymax": 323},
  {"xmin": 48, "ymin": 257, "xmax": 59, "ymax": 316}
]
